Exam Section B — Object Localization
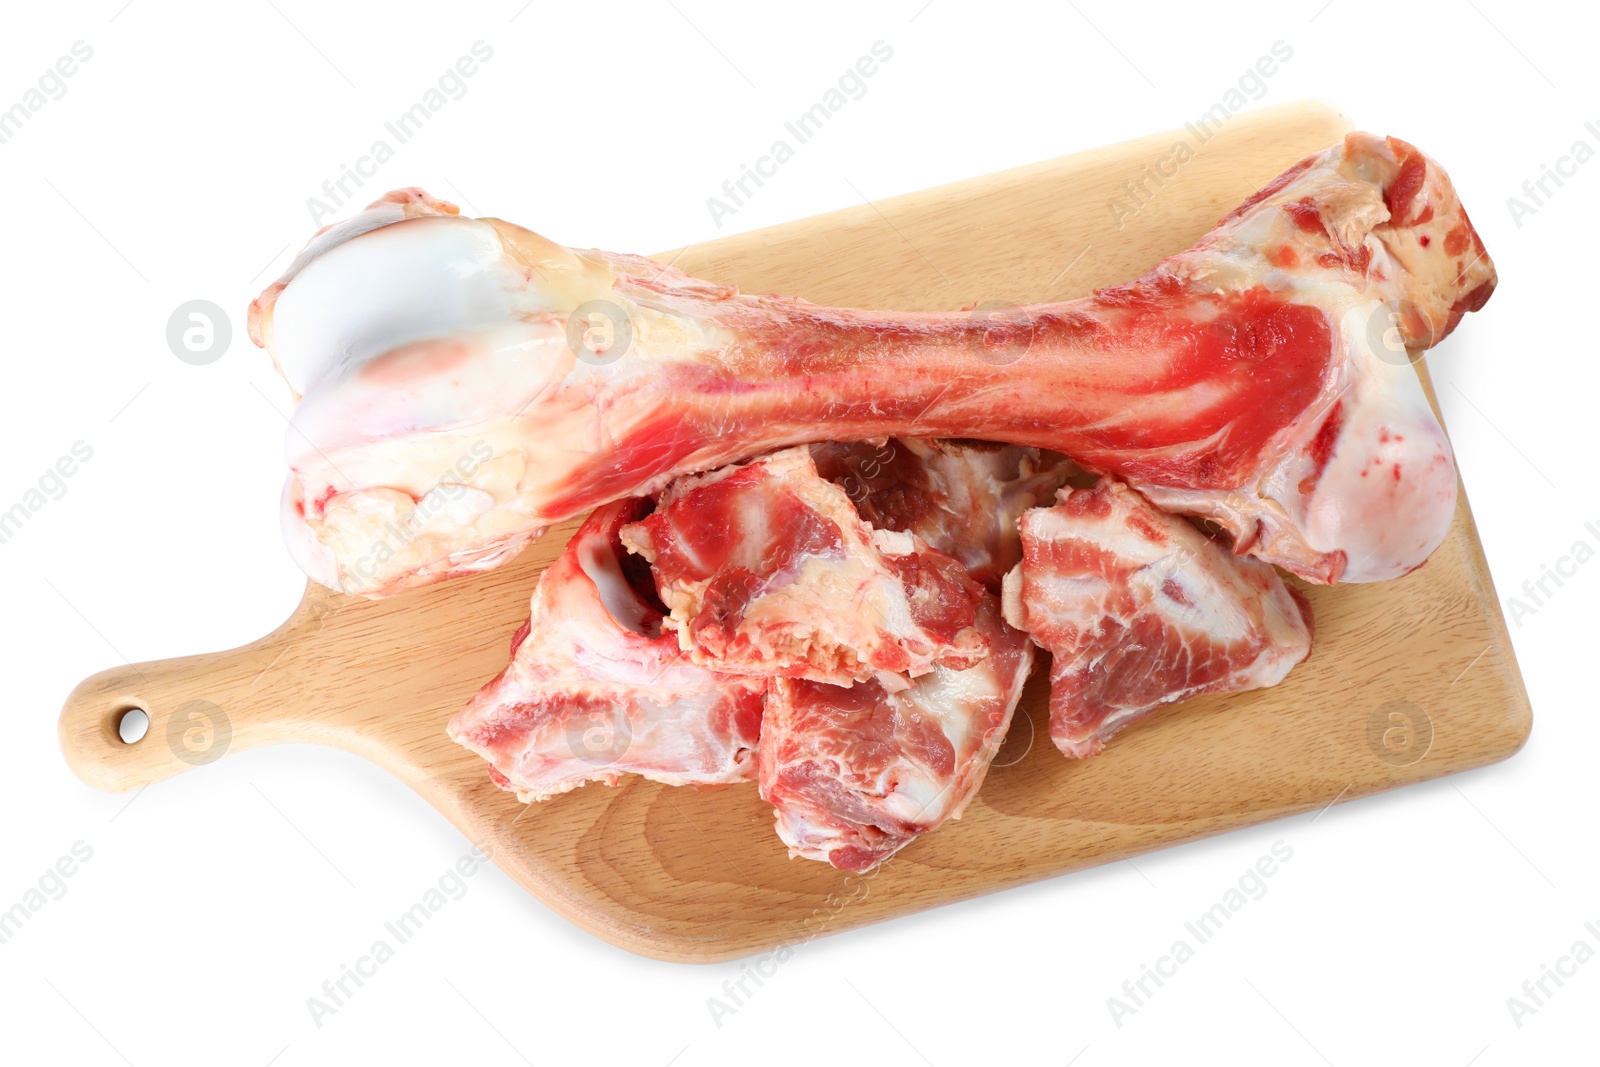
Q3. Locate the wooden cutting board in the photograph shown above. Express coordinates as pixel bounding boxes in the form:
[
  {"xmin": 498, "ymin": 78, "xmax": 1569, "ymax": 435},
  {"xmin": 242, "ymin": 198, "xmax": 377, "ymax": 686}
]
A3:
[{"xmin": 59, "ymin": 100, "xmax": 1531, "ymax": 963}]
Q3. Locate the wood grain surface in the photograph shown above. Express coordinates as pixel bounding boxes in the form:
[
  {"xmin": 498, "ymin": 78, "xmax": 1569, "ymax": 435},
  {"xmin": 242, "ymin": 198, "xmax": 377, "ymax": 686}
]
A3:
[{"xmin": 59, "ymin": 100, "xmax": 1532, "ymax": 963}]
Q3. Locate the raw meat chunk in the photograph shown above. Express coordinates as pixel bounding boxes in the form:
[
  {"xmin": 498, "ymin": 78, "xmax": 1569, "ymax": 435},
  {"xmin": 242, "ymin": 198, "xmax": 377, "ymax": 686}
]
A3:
[
  {"xmin": 1003, "ymin": 479, "xmax": 1313, "ymax": 757},
  {"xmin": 448, "ymin": 499, "xmax": 763, "ymax": 800}
]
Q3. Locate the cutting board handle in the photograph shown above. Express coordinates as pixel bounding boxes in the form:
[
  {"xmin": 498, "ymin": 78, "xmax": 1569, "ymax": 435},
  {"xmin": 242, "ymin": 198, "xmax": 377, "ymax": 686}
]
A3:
[{"xmin": 58, "ymin": 584, "xmax": 337, "ymax": 792}]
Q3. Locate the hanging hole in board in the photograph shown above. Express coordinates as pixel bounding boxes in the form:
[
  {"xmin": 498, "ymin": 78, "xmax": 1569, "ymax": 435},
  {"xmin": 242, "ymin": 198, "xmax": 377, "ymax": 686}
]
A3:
[{"xmin": 117, "ymin": 707, "xmax": 149, "ymax": 745}]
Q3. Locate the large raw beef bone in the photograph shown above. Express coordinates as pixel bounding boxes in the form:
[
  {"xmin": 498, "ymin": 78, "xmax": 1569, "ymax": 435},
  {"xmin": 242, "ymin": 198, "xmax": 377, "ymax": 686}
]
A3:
[{"xmin": 250, "ymin": 133, "xmax": 1495, "ymax": 597}]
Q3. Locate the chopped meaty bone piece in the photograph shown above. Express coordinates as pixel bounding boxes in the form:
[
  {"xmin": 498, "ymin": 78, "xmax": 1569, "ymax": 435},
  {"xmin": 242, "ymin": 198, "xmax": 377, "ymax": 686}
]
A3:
[
  {"xmin": 1002, "ymin": 479, "xmax": 1314, "ymax": 759},
  {"xmin": 447, "ymin": 499, "xmax": 764, "ymax": 801},
  {"xmin": 810, "ymin": 440, "xmax": 1078, "ymax": 592},
  {"xmin": 252, "ymin": 134, "xmax": 1494, "ymax": 596},
  {"xmin": 760, "ymin": 598, "xmax": 1034, "ymax": 872},
  {"xmin": 620, "ymin": 447, "xmax": 991, "ymax": 689}
]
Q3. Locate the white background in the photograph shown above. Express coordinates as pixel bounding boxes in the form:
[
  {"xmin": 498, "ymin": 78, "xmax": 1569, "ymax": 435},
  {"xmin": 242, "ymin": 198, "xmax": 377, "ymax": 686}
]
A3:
[{"xmin": 1, "ymin": 1, "xmax": 1592, "ymax": 1064}]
